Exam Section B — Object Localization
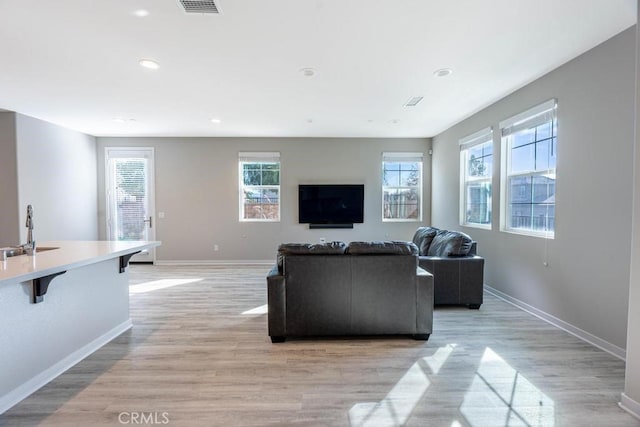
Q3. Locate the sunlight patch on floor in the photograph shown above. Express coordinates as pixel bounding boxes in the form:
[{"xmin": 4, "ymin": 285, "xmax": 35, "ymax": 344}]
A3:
[
  {"xmin": 129, "ymin": 278, "xmax": 203, "ymax": 294},
  {"xmin": 242, "ymin": 304, "xmax": 268, "ymax": 315},
  {"xmin": 349, "ymin": 344, "xmax": 456, "ymax": 426},
  {"xmin": 423, "ymin": 343, "xmax": 456, "ymax": 375},
  {"xmin": 460, "ymin": 347, "xmax": 555, "ymax": 426}
]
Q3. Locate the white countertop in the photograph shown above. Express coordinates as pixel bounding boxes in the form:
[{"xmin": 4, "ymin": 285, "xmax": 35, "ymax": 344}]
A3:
[{"xmin": 0, "ymin": 240, "xmax": 160, "ymax": 285}]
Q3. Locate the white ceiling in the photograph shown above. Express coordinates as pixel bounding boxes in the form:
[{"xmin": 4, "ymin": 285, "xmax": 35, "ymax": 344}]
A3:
[{"xmin": 0, "ymin": 0, "xmax": 636, "ymax": 138}]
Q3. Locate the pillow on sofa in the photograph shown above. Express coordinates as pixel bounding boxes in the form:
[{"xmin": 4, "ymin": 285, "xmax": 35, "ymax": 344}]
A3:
[
  {"xmin": 277, "ymin": 241, "xmax": 347, "ymax": 271},
  {"xmin": 426, "ymin": 230, "xmax": 473, "ymax": 257},
  {"xmin": 412, "ymin": 227, "xmax": 439, "ymax": 255},
  {"xmin": 346, "ymin": 241, "xmax": 418, "ymax": 256}
]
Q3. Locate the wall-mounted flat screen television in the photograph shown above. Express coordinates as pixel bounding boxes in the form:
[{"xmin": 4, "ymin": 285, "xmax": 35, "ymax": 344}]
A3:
[{"xmin": 298, "ymin": 184, "xmax": 364, "ymax": 225}]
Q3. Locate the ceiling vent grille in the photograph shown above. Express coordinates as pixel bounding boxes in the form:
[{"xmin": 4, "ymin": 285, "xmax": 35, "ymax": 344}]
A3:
[
  {"xmin": 178, "ymin": 0, "xmax": 220, "ymax": 14},
  {"xmin": 404, "ymin": 96, "xmax": 424, "ymax": 107}
]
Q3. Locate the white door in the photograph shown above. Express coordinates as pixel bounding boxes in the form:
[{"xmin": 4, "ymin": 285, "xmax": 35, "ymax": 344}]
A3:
[{"xmin": 106, "ymin": 147, "xmax": 156, "ymax": 263}]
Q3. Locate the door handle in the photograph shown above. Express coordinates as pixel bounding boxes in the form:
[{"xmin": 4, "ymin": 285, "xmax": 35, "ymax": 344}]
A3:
[{"xmin": 143, "ymin": 217, "xmax": 153, "ymax": 228}]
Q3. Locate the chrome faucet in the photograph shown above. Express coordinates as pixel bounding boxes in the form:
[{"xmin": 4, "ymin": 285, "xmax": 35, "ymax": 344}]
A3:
[{"xmin": 21, "ymin": 204, "xmax": 36, "ymax": 255}]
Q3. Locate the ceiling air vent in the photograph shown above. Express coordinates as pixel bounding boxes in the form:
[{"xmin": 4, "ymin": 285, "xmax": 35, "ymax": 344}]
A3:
[
  {"xmin": 178, "ymin": 0, "xmax": 220, "ymax": 14},
  {"xmin": 404, "ymin": 96, "xmax": 424, "ymax": 107}
]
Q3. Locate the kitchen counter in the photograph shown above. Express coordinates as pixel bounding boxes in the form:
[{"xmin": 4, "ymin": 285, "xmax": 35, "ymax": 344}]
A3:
[
  {"xmin": 0, "ymin": 240, "xmax": 159, "ymax": 285},
  {"xmin": 0, "ymin": 240, "xmax": 160, "ymax": 414}
]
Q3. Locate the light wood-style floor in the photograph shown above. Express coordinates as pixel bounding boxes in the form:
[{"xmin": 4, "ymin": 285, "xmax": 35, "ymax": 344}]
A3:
[{"xmin": 2, "ymin": 265, "xmax": 639, "ymax": 426}]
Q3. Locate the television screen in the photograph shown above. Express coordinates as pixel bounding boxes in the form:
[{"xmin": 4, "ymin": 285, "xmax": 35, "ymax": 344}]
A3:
[{"xmin": 298, "ymin": 184, "xmax": 364, "ymax": 224}]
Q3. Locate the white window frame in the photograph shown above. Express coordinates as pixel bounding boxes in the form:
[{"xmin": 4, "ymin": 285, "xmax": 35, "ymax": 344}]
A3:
[
  {"xmin": 459, "ymin": 127, "xmax": 493, "ymax": 229},
  {"xmin": 382, "ymin": 152, "xmax": 423, "ymax": 222},
  {"xmin": 499, "ymin": 99, "xmax": 557, "ymax": 238},
  {"xmin": 238, "ymin": 152, "xmax": 281, "ymax": 222}
]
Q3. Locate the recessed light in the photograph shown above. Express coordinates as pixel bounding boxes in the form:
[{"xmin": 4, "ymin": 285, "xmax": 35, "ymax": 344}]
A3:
[
  {"xmin": 210, "ymin": 118, "xmax": 222, "ymax": 124},
  {"xmin": 112, "ymin": 117, "xmax": 136, "ymax": 123},
  {"xmin": 139, "ymin": 59, "xmax": 160, "ymax": 70},
  {"xmin": 133, "ymin": 9, "xmax": 149, "ymax": 17},
  {"xmin": 433, "ymin": 68, "xmax": 453, "ymax": 78},
  {"xmin": 299, "ymin": 68, "xmax": 316, "ymax": 77}
]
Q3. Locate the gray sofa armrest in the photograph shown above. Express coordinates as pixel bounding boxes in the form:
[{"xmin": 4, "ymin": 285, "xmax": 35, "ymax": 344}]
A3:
[
  {"xmin": 267, "ymin": 265, "xmax": 286, "ymax": 339},
  {"xmin": 416, "ymin": 267, "xmax": 434, "ymax": 334},
  {"xmin": 419, "ymin": 255, "xmax": 484, "ymax": 307}
]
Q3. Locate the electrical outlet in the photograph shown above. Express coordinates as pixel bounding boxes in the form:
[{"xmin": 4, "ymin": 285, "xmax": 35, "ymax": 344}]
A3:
[
  {"xmin": 214, "ymin": 244, "xmax": 219, "ymax": 251},
  {"xmin": 319, "ymin": 237, "xmax": 326, "ymax": 244}
]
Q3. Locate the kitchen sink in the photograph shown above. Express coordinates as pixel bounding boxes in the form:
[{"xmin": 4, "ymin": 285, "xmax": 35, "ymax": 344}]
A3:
[{"xmin": 1, "ymin": 246, "xmax": 60, "ymax": 258}]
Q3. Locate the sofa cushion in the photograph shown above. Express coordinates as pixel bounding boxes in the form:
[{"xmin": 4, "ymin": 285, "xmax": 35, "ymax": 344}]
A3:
[
  {"xmin": 277, "ymin": 241, "xmax": 347, "ymax": 271},
  {"xmin": 426, "ymin": 230, "xmax": 473, "ymax": 257},
  {"xmin": 346, "ymin": 241, "xmax": 418, "ymax": 255},
  {"xmin": 412, "ymin": 227, "xmax": 439, "ymax": 256}
]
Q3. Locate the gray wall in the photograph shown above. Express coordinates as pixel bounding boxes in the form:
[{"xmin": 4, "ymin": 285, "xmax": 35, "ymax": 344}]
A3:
[
  {"xmin": 0, "ymin": 113, "xmax": 19, "ymax": 245},
  {"xmin": 96, "ymin": 137, "xmax": 431, "ymax": 261},
  {"xmin": 624, "ymin": 2, "xmax": 640, "ymax": 412},
  {"xmin": 431, "ymin": 27, "xmax": 636, "ymax": 350},
  {"xmin": 0, "ymin": 113, "xmax": 98, "ymax": 245}
]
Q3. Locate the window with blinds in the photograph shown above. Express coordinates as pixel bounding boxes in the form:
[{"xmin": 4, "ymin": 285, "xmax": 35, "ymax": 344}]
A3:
[
  {"xmin": 239, "ymin": 152, "xmax": 280, "ymax": 222},
  {"xmin": 382, "ymin": 152, "xmax": 423, "ymax": 221},
  {"xmin": 460, "ymin": 128, "xmax": 493, "ymax": 228},
  {"xmin": 500, "ymin": 99, "xmax": 557, "ymax": 237}
]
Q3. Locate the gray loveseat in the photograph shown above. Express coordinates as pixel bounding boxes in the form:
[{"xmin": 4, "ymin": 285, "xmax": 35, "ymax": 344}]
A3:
[
  {"xmin": 267, "ymin": 241, "xmax": 434, "ymax": 343},
  {"xmin": 412, "ymin": 227, "xmax": 484, "ymax": 309}
]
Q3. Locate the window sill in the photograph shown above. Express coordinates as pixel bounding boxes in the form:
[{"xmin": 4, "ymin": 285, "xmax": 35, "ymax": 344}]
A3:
[
  {"xmin": 501, "ymin": 228, "xmax": 554, "ymax": 239},
  {"xmin": 461, "ymin": 222, "xmax": 492, "ymax": 231}
]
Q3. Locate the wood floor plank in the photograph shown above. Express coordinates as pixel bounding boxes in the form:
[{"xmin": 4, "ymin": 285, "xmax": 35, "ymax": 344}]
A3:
[{"xmin": 1, "ymin": 264, "xmax": 638, "ymax": 426}]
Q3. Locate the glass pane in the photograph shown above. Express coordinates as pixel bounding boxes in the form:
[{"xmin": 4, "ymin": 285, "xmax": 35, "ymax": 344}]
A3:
[
  {"xmin": 509, "ymin": 176, "xmax": 532, "ymax": 204},
  {"xmin": 400, "ymin": 162, "xmax": 419, "ymax": 172},
  {"xmin": 535, "ymin": 139, "xmax": 551, "ymax": 171},
  {"xmin": 483, "ymin": 142, "xmax": 493, "ymax": 157},
  {"xmin": 465, "ymin": 182, "xmax": 492, "ymax": 225},
  {"xmin": 536, "ymin": 122, "xmax": 552, "ymax": 140},
  {"xmin": 532, "ymin": 175, "xmax": 555, "ymax": 204},
  {"xmin": 510, "ymin": 144, "xmax": 535, "ymax": 173},
  {"xmin": 115, "ymin": 159, "xmax": 148, "ymax": 241},
  {"xmin": 531, "ymin": 204, "xmax": 553, "ymax": 232},
  {"xmin": 468, "ymin": 145, "xmax": 483, "ymax": 161},
  {"xmin": 261, "ymin": 170, "xmax": 279, "ymax": 185},
  {"xmin": 383, "ymin": 169, "xmax": 400, "ymax": 186},
  {"xmin": 483, "ymin": 156, "xmax": 493, "ymax": 177},
  {"xmin": 384, "ymin": 162, "xmax": 401, "ymax": 171},
  {"xmin": 400, "ymin": 170, "xmax": 419, "ymax": 186},
  {"xmin": 508, "ymin": 175, "xmax": 555, "ymax": 233},
  {"xmin": 243, "ymin": 169, "xmax": 261, "ymax": 185},
  {"xmin": 512, "ymin": 128, "xmax": 535, "ymax": 148},
  {"xmin": 383, "ymin": 188, "xmax": 420, "ymax": 220},
  {"xmin": 469, "ymin": 155, "xmax": 491, "ymax": 177},
  {"xmin": 510, "ymin": 203, "xmax": 532, "ymax": 230},
  {"xmin": 243, "ymin": 188, "xmax": 279, "ymax": 220}
]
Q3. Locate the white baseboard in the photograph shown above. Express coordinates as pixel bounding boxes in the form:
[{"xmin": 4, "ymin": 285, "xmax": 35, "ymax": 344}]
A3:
[
  {"xmin": 485, "ymin": 285, "xmax": 626, "ymax": 361},
  {"xmin": 620, "ymin": 393, "xmax": 640, "ymax": 420},
  {"xmin": 0, "ymin": 319, "xmax": 132, "ymax": 415},
  {"xmin": 155, "ymin": 260, "xmax": 273, "ymax": 266}
]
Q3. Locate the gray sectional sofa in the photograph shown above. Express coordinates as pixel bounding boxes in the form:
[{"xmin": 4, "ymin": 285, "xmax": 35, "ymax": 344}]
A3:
[
  {"xmin": 412, "ymin": 227, "xmax": 484, "ymax": 309},
  {"xmin": 267, "ymin": 241, "xmax": 434, "ymax": 343}
]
